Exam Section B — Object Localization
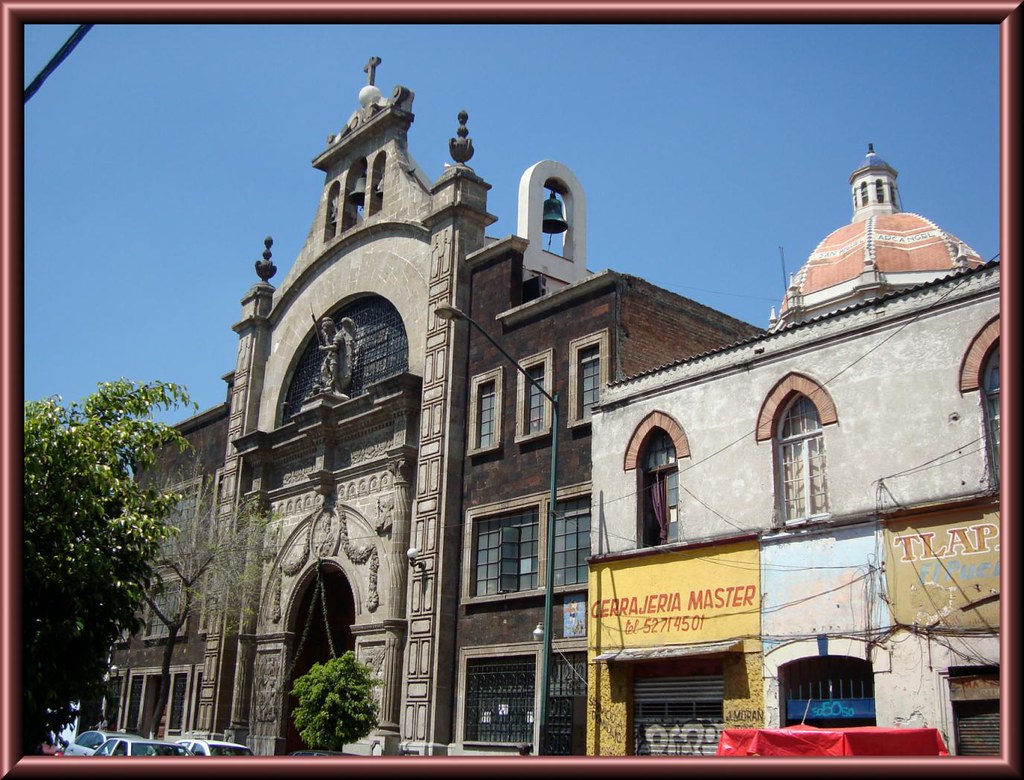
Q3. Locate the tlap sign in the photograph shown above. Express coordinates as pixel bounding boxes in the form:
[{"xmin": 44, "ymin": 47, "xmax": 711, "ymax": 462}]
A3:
[
  {"xmin": 588, "ymin": 540, "xmax": 759, "ymax": 650},
  {"xmin": 885, "ymin": 509, "xmax": 1000, "ymax": 629}
]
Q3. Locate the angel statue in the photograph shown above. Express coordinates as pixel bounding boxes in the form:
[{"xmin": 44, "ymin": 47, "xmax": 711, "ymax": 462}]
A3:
[{"xmin": 311, "ymin": 316, "xmax": 356, "ymax": 398}]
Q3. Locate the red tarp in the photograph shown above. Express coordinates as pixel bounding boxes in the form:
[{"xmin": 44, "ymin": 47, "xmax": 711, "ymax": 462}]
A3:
[{"xmin": 716, "ymin": 724, "xmax": 949, "ymax": 756}]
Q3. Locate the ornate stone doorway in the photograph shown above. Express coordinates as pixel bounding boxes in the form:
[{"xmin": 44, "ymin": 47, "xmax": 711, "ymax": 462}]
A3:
[{"xmin": 284, "ymin": 562, "xmax": 356, "ymax": 753}]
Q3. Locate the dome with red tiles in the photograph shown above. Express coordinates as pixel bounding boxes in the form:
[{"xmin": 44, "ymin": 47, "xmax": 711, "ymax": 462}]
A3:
[{"xmin": 773, "ymin": 146, "xmax": 984, "ymax": 329}]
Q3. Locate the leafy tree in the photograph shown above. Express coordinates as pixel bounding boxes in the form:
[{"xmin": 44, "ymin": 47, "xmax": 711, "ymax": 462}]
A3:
[
  {"xmin": 137, "ymin": 468, "xmax": 269, "ymax": 738},
  {"xmin": 290, "ymin": 653, "xmax": 379, "ymax": 751},
  {"xmin": 22, "ymin": 380, "xmax": 193, "ymax": 755}
]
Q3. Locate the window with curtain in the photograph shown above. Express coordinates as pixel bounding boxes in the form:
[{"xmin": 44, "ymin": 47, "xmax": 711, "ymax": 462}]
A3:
[
  {"xmin": 641, "ymin": 430, "xmax": 678, "ymax": 547},
  {"xmin": 982, "ymin": 349, "xmax": 1000, "ymax": 485},
  {"xmin": 776, "ymin": 395, "xmax": 829, "ymax": 523}
]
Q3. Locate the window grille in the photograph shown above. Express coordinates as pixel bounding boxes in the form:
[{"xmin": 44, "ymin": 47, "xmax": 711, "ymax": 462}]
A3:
[
  {"xmin": 282, "ymin": 296, "xmax": 408, "ymax": 421},
  {"xmin": 546, "ymin": 651, "xmax": 588, "ymax": 755},
  {"xmin": 126, "ymin": 676, "xmax": 144, "ymax": 732},
  {"xmin": 169, "ymin": 673, "xmax": 188, "ymax": 732},
  {"xmin": 106, "ymin": 676, "xmax": 123, "ymax": 726},
  {"xmin": 464, "ymin": 657, "xmax": 536, "ymax": 744},
  {"xmin": 553, "ymin": 498, "xmax": 590, "ymax": 587},
  {"xmin": 474, "ymin": 509, "xmax": 538, "ymax": 595}
]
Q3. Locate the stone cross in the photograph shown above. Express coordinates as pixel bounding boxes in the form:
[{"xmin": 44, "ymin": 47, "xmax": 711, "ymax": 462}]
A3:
[{"xmin": 363, "ymin": 56, "xmax": 382, "ymax": 86}]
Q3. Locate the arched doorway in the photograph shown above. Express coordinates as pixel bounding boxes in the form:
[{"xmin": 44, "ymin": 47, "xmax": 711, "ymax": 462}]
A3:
[
  {"xmin": 284, "ymin": 562, "xmax": 357, "ymax": 753},
  {"xmin": 780, "ymin": 655, "xmax": 876, "ymax": 728}
]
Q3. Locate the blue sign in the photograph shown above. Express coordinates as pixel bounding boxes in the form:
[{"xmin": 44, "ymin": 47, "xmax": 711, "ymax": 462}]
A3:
[{"xmin": 787, "ymin": 698, "xmax": 876, "ymax": 720}]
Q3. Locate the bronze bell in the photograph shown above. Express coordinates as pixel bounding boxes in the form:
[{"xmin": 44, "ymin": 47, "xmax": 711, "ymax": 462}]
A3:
[
  {"xmin": 542, "ymin": 190, "xmax": 568, "ymax": 234},
  {"xmin": 348, "ymin": 174, "xmax": 367, "ymax": 206}
]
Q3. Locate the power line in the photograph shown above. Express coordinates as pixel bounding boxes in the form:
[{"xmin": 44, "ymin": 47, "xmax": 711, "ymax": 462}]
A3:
[{"xmin": 24, "ymin": 24, "xmax": 94, "ymax": 104}]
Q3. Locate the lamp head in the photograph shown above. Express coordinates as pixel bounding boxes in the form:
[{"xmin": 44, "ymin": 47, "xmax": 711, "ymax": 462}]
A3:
[
  {"xmin": 532, "ymin": 623, "xmax": 544, "ymax": 642},
  {"xmin": 435, "ymin": 304, "xmax": 466, "ymax": 322}
]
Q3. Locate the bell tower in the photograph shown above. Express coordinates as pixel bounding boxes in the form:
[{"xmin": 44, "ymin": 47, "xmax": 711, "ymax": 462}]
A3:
[{"xmin": 517, "ymin": 160, "xmax": 589, "ymax": 293}]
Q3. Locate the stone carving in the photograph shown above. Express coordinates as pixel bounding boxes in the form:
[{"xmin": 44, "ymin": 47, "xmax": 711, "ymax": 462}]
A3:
[
  {"xmin": 375, "ymin": 493, "xmax": 395, "ymax": 536},
  {"xmin": 268, "ymin": 576, "xmax": 282, "ymax": 624},
  {"xmin": 311, "ymin": 317, "xmax": 356, "ymax": 399},
  {"xmin": 350, "ymin": 427, "xmax": 391, "ymax": 464},
  {"xmin": 254, "ymin": 654, "xmax": 281, "ymax": 722},
  {"xmin": 279, "ymin": 526, "xmax": 310, "ymax": 577},
  {"xmin": 338, "ymin": 507, "xmax": 380, "ymax": 612},
  {"xmin": 311, "ymin": 509, "xmax": 337, "ymax": 558},
  {"xmin": 359, "ymin": 644, "xmax": 387, "ymax": 710}
]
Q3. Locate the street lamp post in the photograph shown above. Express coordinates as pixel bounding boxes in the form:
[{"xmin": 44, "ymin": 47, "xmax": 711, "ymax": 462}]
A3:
[{"xmin": 435, "ymin": 303, "xmax": 559, "ymax": 756}]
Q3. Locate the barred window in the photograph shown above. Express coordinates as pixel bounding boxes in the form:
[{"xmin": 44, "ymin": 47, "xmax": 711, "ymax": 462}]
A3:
[
  {"xmin": 464, "ymin": 656, "xmax": 536, "ymax": 744},
  {"xmin": 169, "ymin": 673, "xmax": 188, "ymax": 732},
  {"xmin": 126, "ymin": 676, "xmax": 144, "ymax": 733},
  {"xmin": 554, "ymin": 498, "xmax": 590, "ymax": 587},
  {"xmin": 474, "ymin": 509, "xmax": 539, "ymax": 596},
  {"xmin": 282, "ymin": 296, "xmax": 408, "ymax": 421}
]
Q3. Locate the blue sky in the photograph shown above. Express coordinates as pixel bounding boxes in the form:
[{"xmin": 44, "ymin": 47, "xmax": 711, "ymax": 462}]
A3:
[{"xmin": 22, "ymin": 23, "xmax": 1000, "ymax": 423}]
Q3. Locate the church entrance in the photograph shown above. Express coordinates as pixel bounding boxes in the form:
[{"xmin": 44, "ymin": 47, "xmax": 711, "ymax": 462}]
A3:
[{"xmin": 283, "ymin": 563, "xmax": 356, "ymax": 753}]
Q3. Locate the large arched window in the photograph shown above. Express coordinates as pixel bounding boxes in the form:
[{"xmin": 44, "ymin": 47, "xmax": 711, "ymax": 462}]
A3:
[
  {"xmin": 983, "ymin": 349, "xmax": 1000, "ymax": 486},
  {"xmin": 640, "ymin": 430, "xmax": 679, "ymax": 547},
  {"xmin": 781, "ymin": 655, "xmax": 875, "ymax": 727},
  {"xmin": 281, "ymin": 295, "xmax": 408, "ymax": 421},
  {"xmin": 776, "ymin": 395, "xmax": 829, "ymax": 523}
]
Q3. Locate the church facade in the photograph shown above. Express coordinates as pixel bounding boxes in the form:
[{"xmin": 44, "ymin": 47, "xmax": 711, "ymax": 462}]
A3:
[{"xmin": 106, "ymin": 60, "xmax": 762, "ymax": 756}]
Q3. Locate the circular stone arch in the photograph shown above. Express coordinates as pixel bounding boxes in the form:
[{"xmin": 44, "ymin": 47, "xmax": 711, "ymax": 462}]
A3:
[
  {"xmin": 755, "ymin": 372, "xmax": 838, "ymax": 442},
  {"xmin": 623, "ymin": 411, "xmax": 690, "ymax": 471},
  {"xmin": 959, "ymin": 316, "xmax": 999, "ymax": 393},
  {"xmin": 283, "ymin": 559, "xmax": 357, "ymax": 752}
]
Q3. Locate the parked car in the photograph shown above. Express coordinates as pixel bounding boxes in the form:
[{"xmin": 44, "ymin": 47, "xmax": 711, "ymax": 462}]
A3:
[
  {"xmin": 92, "ymin": 736, "xmax": 193, "ymax": 756},
  {"xmin": 176, "ymin": 738, "xmax": 253, "ymax": 756},
  {"xmin": 63, "ymin": 730, "xmax": 142, "ymax": 756}
]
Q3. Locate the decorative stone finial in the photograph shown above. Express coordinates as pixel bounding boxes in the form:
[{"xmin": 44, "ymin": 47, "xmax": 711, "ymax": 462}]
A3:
[
  {"xmin": 255, "ymin": 235, "xmax": 276, "ymax": 282},
  {"xmin": 449, "ymin": 110, "xmax": 474, "ymax": 165}
]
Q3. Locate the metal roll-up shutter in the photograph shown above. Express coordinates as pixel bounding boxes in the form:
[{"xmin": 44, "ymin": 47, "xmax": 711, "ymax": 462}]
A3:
[
  {"xmin": 954, "ymin": 700, "xmax": 1000, "ymax": 755},
  {"xmin": 633, "ymin": 676, "xmax": 724, "ymax": 756}
]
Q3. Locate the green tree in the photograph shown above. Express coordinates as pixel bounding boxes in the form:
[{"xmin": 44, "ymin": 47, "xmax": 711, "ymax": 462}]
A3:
[
  {"xmin": 22, "ymin": 380, "xmax": 193, "ymax": 755},
  {"xmin": 290, "ymin": 653, "xmax": 379, "ymax": 751}
]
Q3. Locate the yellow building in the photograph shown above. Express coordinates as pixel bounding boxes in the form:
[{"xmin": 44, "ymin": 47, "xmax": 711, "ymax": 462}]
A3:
[{"xmin": 587, "ymin": 538, "xmax": 763, "ymax": 756}]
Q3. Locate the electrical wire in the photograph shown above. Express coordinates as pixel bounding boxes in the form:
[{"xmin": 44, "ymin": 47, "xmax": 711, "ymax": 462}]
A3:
[{"xmin": 24, "ymin": 24, "xmax": 94, "ymax": 104}]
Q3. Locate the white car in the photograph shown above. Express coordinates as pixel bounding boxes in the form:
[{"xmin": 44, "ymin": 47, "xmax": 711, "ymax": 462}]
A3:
[
  {"xmin": 63, "ymin": 730, "xmax": 142, "ymax": 756},
  {"xmin": 92, "ymin": 735, "xmax": 193, "ymax": 756},
  {"xmin": 176, "ymin": 738, "xmax": 253, "ymax": 756}
]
